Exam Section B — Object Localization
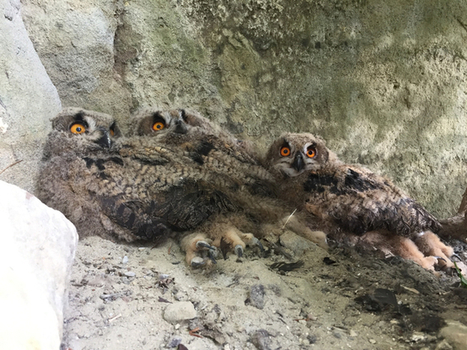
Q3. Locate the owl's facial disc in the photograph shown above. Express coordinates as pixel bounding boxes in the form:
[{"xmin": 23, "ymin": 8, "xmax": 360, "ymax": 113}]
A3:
[{"xmin": 273, "ymin": 141, "xmax": 304, "ymax": 177}]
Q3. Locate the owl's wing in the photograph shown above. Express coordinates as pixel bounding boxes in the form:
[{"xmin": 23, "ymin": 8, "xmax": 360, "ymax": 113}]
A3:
[
  {"xmin": 95, "ymin": 195, "xmax": 171, "ymax": 240},
  {"xmin": 304, "ymin": 167, "xmax": 441, "ymax": 236},
  {"xmin": 118, "ymin": 145, "xmax": 171, "ymax": 166},
  {"xmin": 94, "ymin": 178, "xmax": 237, "ymax": 240},
  {"xmin": 153, "ymin": 183, "xmax": 238, "ymax": 230}
]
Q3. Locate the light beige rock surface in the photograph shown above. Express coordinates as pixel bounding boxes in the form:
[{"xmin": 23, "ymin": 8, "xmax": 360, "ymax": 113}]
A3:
[{"xmin": 18, "ymin": 0, "xmax": 467, "ymax": 218}]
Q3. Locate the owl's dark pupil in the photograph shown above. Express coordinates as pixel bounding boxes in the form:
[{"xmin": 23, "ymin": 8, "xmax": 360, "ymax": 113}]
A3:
[{"xmin": 76, "ymin": 126, "xmax": 82, "ymax": 132}]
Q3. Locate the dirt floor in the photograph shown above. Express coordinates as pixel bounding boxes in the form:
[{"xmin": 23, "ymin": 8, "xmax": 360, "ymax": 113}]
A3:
[{"xmin": 62, "ymin": 229, "xmax": 467, "ymax": 350}]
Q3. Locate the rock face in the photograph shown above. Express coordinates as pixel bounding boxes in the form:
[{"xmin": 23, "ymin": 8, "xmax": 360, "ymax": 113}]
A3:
[
  {"xmin": 2, "ymin": 0, "xmax": 465, "ymax": 218},
  {"xmin": 0, "ymin": 0, "xmax": 61, "ymax": 193},
  {"xmin": 0, "ymin": 181, "xmax": 78, "ymax": 349}
]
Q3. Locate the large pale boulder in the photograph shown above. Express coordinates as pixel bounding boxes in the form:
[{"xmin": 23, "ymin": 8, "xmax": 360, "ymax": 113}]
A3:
[
  {"xmin": 0, "ymin": 0, "xmax": 61, "ymax": 193},
  {"xmin": 0, "ymin": 181, "xmax": 78, "ymax": 350}
]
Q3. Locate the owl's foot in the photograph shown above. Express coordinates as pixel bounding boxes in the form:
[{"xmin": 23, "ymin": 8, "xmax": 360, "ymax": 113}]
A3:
[
  {"xmin": 279, "ymin": 214, "xmax": 328, "ymax": 250},
  {"xmin": 212, "ymin": 227, "xmax": 262, "ymax": 259},
  {"xmin": 392, "ymin": 237, "xmax": 439, "ymax": 271},
  {"xmin": 361, "ymin": 231, "xmax": 451, "ymax": 271},
  {"xmin": 413, "ymin": 231, "xmax": 454, "ymax": 268},
  {"xmin": 180, "ymin": 233, "xmax": 218, "ymax": 268}
]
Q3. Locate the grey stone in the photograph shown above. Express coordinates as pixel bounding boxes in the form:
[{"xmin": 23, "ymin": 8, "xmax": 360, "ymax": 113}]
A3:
[
  {"xmin": 163, "ymin": 301, "xmax": 197, "ymax": 323},
  {"xmin": 0, "ymin": 180, "xmax": 78, "ymax": 349},
  {"xmin": 248, "ymin": 284, "xmax": 266, "ymax": 310},
  {"xmin": 0, "ymin": 0, "xmax": 61, "ymax": 193},
  {"xmin": 21, "ymin": 0, "xmax": 131, "ymax": 118},
  {"xmin": 167, "ymin": 337, "xmax": 182, "ymax": 348},
  {"xmin": 251, "ymin": 329, "xmax": 272, "ymax": 350}
]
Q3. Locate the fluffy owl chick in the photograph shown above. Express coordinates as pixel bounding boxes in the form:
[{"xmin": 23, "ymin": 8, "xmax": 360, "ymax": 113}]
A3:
[
  {"xmin": 264, "ymin": 132, "xmax": 453, "ymax": 270},
  {"xmin": 37, "ymin": 108, "xmax": 207, "ymax": 243},
  {"xmin": 36, "ymin": 108, "xmax": 288, "ymax": 266},
  {"xmin": 36, "ymin": 107, "xmax": 142, "ymax": 241},
  {"xmin": 125, "ymin": 109, "xmax": 326, "ymax": 267},
  {"xmin": 126, "ymin": 108, "xmax": 262, "ymax": 172}
]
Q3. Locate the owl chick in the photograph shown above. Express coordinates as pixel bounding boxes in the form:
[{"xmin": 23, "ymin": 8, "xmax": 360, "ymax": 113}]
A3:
[
  {"xmin": 35, "ymin": 107, "xmax": 144, "ymax": 241},
  {"xmin": 36, "ymin": 107, "xmax": 211, "ymax": 243},
  {"xmin": 264, "ymin": 132, "xmax": 453, "ymax": 270},
  {"xmin": 124, "ymin": 109, "xmax": 327, "ymax": 266}
]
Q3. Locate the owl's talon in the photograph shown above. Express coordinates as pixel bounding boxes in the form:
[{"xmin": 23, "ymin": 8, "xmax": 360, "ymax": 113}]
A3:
[
  {"xmin": 208, "ymin": 249, "xmax": 218, "ymax": 264},
  {"xmin": 251, "ymin": 237, "xmax": 264, "ymax": 252},
  {"xmin": 452, "ymin": 253, "xmax": 462, "ymax": 261},
  {"xmin": 235, "ymin": 244, "xmax": 244, "ymax": 257},
  {"xmin": 190, "ymin": 256, "xmax": 206, "ymax": 268},
  {"xmin": 196, "ymin": 240, "xmax": 215, "ymax": 250}
]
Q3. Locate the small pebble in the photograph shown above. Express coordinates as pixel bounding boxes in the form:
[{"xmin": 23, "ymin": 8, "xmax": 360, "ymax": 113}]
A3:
[
  {"xmin": 411, "ymin": 332, "xmax": 427, "ymax": 342},
  {"xmin": 248, "ymin": 284, "xmax": 265, "ymax": 309},
  {"xmin": 251, "ymin": 329, "xmax": 271, "ymax": 350},
  {"xmin": 369, "ymin": 339, "xmax": 376, "ymax": 344},
  {"xmin": 307, "ymin": 335, "xmax": 317, "ymax": 344},
  {"xmin": 167, "ymin": 337, "xmax": 182, "ymax": 347},
  {"xmin": 122, "ymin": 256, "xmax": 128, "ymax": 264},
  {"xmin": 163, "ymin": 302, "xmax": 197, "ymax": 323},
  {"xmin": 124, "ymin": 271, "xmax": 136, "ymax": 277}
]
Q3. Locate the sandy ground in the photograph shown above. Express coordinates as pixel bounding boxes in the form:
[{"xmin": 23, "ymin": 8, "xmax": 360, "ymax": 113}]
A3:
[{"xmin": 62, "ymin": 230, "xmax": 467, "ymax": 350}]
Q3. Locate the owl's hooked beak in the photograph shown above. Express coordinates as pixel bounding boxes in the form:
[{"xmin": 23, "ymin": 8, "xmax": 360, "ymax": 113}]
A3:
[
  {"xmin": 174, "ymin": 119, "xmax": 188, "ymax": 134},
  {"xmin": 95, "ymin": 129, "xmax": 112, "ymax": 149},
  {"xmin": 292, "ymin": 152, "xmax": 304, "ymax": 172}
]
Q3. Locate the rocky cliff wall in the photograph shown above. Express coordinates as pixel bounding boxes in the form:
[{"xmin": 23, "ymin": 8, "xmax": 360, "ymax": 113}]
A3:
[{"xmin": 2, "ymin": 0, "xmax": 467, "ymax": 218}]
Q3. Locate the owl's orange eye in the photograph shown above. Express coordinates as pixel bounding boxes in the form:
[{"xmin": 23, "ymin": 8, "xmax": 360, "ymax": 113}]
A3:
[
  {"xmin": 280, "ymin": 146, "xmax": 291, "ymax": 157},
  {"xmin": 306, "ymin": 146, "xmax": 316, "ymax": 158},
  {"xmin": 70, "ymin": 123, "xmax": 86, "ymax": 134},
  {"xmin": 152, "ymin": 121, "xmax": 165, "ymax": 131},
  {"xmin": 110, "ymin": 129, "xmax": 115, "ymax": 137}
]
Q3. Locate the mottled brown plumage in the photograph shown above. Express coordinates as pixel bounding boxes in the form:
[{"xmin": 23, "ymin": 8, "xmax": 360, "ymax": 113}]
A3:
[
  {"xmin": 35, "ymin": 107, "xmax": 146, "ymax": 241},
  {"xmin": 265, "ymin": 132, "xmax": 453, "ymax": 270},
  {"xmin": 125, "ymin": 109, "xmax": 327, "ymax": 266},
  {"xmin": 37, "ymin": 108, "xmax": 327, "ymax": 268}
]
